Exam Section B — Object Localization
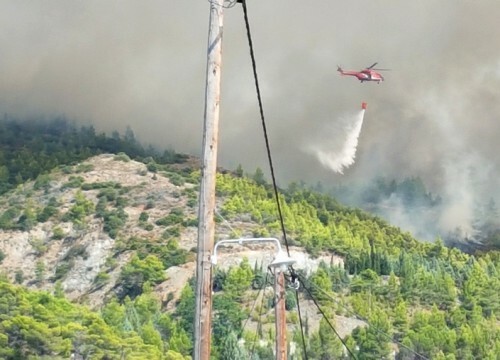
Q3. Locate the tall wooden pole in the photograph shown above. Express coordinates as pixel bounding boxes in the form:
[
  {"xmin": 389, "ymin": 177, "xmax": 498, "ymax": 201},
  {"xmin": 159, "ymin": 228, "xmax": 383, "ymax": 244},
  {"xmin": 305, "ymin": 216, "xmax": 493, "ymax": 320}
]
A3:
[
  {"xmin": 194, "ymin": 0, "xmax": 224, "ymax": 359},
  {"xmin": 275, "ymin": 269, "xmax": 287, "ymax": 360}
]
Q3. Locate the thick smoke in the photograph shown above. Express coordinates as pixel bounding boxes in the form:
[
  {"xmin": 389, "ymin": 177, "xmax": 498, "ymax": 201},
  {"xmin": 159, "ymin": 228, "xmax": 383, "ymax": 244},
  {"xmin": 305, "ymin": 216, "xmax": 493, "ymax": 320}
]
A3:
[{"xmin": 1, "ymin": 1, "xmax": 500, "ymax": 241}]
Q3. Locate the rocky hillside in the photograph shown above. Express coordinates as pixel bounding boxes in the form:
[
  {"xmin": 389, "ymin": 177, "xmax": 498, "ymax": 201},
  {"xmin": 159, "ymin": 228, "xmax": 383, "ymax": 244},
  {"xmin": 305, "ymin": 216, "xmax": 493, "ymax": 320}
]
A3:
[
  {"xmin": 1, "ymin": 154, "xmax": 187, "ymax": 304},
  {"xmin": 2, "ymin": 153, "xmax": 499, "ymax": 359},
  {"xmin": 0, "ymin": 154, "xmax": 337, "ymax": 310}
]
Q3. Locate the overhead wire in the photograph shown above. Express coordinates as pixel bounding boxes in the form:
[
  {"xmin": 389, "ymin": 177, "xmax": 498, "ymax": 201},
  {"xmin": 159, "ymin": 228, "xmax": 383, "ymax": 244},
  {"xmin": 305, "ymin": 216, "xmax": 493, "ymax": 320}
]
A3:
[
  {"xmin": 294, "ymin": 292, "xmax": 309, "ymax": 359},
  {"xmin": 239, "ymin": 266, "xmax": 271, "ymax": 339},
  {"xmin": 235, "ymin": 3, "xmax": 429, "ymax": 360},
  {"xmin": 206, "ymin": 0, "xmax": 239, "ymax": 9},
  {"xmin": 205, "ymin": 0, "xmax": 420, "ymax": 358},
  {"xmin": 299, "ymin": 277, "xmax": 358, "ymax": 359},
  {"xmin": 297, "ymin": 273, "xmax": 430, "ymax": 360},
  {"xmin": 215, "ymin": 208, "xmax": 237, "ymax": 235},
  {"xmin": 214, "ymin": 210, "xmax": 285, "ymax": 357},
  {"xmin": 239, "ymin": 0, "xmax": 290, "ymax": 255},
  {"xmin": 249, "ymin": 268, "xmax": 271, "ymax": 359},
  {"xmin": 215, "ymin": 208, "xmax": 304, "ymax": 356},
  {"xmin": 239, "ymin": 1, "xmax": 308, "ymax": 358}
]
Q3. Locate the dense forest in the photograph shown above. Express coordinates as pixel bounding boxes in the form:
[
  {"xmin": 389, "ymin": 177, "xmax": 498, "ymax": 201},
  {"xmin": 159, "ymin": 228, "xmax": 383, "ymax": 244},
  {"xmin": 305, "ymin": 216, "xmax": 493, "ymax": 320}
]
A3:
[
  {"xmin": 0, "ymin": 117, "xmax": 499, "ymax": 359},
  {"xmin": 0, "ymin": 116, "xmax": 188, "ymax": 195}
]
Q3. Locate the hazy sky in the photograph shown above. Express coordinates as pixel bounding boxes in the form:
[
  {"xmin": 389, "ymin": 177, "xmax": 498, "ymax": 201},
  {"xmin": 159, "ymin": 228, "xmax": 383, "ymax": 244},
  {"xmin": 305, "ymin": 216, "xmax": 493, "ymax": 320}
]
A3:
[{"xmin": 2, "ymin": 1, "xmax": 500, "ymax": 235}]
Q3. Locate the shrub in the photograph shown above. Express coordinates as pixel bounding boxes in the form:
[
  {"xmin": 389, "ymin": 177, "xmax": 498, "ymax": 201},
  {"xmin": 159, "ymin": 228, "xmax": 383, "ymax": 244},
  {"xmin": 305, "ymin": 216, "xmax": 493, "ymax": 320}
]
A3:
[
  {"xmin": 115, "ymin": 196, "xmax": 128, "ymax": 208},
  {"xmin": 62, "ymin": 176, "xmax": 84, "ymax": 189},
  {"xmin": 61, "ymin": 165, "xmax": 73, "ymax": 174},
  {"xmin": 62, "ymin": 191, "xmax": 95, "ymax": 226},
  {"xmin": 18, "ymin": 205, "xmax": 37, "ymax": 231},
  {"xmin": 139, "ymin": 212, "xmax": 149, "ymax": 222},
  {"xmin": 171, "ymin": 191, "xmax": 181, "ymax": 199},
  {"xmin": 183, "ymin": 218, "xmax": 198, "ymax": 227},
  {"xmin": 94, "ymin": 271, "xmax": 110, "ymax": 287},
  {"xmin": 30, "ymin": 238, "xmax": 48, "ymax": 256},
  {"xmin": 156, "ymin": 208, "xmax": 184, "ymax": 227},
  {"xmin": 252, "ymin": 227, "xmax": 270, "ymax": 238},
  {"xmin": 52, "ymin": 226, "xmax": 65, "ymax": 240},
  {"xmin": 119, "ymin": 255, "xmax": 165, "ymax": 300},
  {"xmin": 75, "ymin": 163, "xmax": 94, "ymax": 173},
  {"xmin": 37, "ymin": 198, "xmax": 59, "ymax": 222},
  {"xmin": 285, "ymin": 289, "xmax": 297, "ymax": 310},
  {"xmin": 168, "ymin": 173, "xmax": 185, "ymax": 186},
  {"xmin": 81, "ymin": 181, "xmax": 121, "ymax": 191},
  {"xmin": 141, "ymin": 223, "xmax": 154, "ymax": 231},
  {"xmin": 147, "ymin": 162, "xmax": 158, "ymax": 173},
  {"xmin": 0, "ymin": 207, "xmax": 20, "ymax": 230},
  {"xmin": 97, "ymin": 188, "xmax": 118, "ymax": 201},
  {"xmin": 158, "ymin": 240, "xmax": 190, "ymax": 269},
  {"xmin": 52, "ymin": 261, "xmax": 74, "ymax": 281},
  {"xmin": 63, "ymin": 244, "xmax": 89, "ymax": 261},
  {"xmin": 101, "ymin": 208, "xmax": 128, "ymax": 238},
  {"xmin": 35, "ymin": 260, "xmax": 45, "ymax": 283},
  {"xmin": 145, "ymin": 200, "xmax": 155, "ymax": 210},
  {"xmin": 105, "ymin": 256, "xmax": 118, "ymax": 270},
  {"xmin": 33, "ymin": 174, "xmax": 52, "ymax": 191},
  {"xmin": 113, "ymin": 152, "xmax": 131, "ymax": 162},
  {"xmin": 14, "ymin": 269, "xmax": 24, "ymax": 284},
  {"xmin": 162, "ymin": 226, "xmax": 181, "ymax": 239}
]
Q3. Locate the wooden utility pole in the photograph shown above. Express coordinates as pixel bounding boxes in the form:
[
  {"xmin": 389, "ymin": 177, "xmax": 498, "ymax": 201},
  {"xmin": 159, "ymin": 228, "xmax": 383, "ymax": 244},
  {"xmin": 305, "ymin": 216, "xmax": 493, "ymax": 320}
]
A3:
[
  {"xmin": 194, "ymin": 0, "xmax": 224, "ymax": 359},
  {"xmin": 275, "ymin": 269, "xmax": 287, "ymax": 360}
]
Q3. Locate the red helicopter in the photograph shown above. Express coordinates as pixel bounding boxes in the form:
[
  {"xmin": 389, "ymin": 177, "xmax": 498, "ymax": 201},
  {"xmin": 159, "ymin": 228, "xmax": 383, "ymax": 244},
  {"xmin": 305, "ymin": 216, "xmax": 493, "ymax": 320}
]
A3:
[{"xmin": 337, "ymin": 62, "xmax": 389, "ymax": 84}]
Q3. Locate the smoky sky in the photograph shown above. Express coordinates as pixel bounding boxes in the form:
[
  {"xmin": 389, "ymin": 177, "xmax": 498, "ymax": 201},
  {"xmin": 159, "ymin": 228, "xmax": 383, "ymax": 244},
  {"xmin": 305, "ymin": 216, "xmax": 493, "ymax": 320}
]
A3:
[{"xmin": 2, "ymin": 1, "xmax": 500, "ymax": 236}]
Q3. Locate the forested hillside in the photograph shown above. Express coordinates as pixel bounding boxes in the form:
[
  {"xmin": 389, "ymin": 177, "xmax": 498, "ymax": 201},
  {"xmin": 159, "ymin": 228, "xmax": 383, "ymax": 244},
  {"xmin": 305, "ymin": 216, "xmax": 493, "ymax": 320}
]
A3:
[
  {"xmin": 0, "ymin": 118, "xmax": 499, "ymax": 359},
  {"xmin": 0, "ymin": 116, "xmax": 188, "ymax": 195}
]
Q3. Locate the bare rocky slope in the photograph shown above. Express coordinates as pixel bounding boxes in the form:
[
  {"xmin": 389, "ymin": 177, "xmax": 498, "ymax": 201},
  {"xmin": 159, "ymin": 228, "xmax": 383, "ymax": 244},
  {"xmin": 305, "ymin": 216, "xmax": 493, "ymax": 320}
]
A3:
[
  {"xmin": 0, "ymin": 153, "xmax": 363, "ymax": 336},
  {"xmin": 0, "ymin": 154, "xmax": 196, "ymax": 303}
]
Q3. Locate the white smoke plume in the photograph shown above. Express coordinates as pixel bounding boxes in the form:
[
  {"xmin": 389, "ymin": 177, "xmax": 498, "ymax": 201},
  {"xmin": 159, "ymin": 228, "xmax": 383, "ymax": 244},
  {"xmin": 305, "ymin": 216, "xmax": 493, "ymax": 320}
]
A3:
[{"xmin": 306, "ymin": 109, "xmax": 365, "ymax": 174}]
